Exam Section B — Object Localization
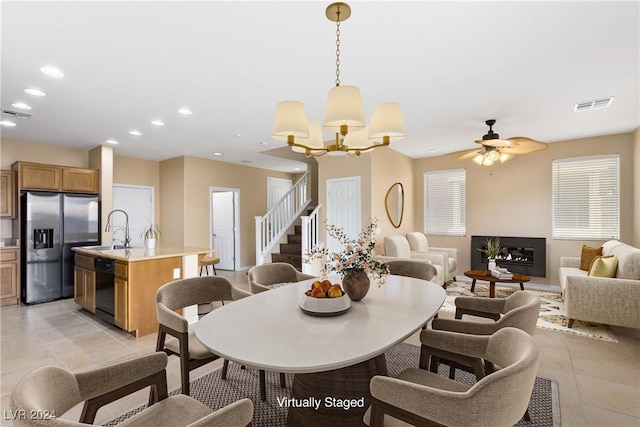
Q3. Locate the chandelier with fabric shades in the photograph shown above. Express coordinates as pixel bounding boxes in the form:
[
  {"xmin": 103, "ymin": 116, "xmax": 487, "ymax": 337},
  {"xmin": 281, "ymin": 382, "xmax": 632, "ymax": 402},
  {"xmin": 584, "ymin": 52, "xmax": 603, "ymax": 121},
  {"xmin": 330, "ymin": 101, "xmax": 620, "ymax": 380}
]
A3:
[{"xmin": 271, "ymin": 2, "xmax": 406, "ymax": 156}]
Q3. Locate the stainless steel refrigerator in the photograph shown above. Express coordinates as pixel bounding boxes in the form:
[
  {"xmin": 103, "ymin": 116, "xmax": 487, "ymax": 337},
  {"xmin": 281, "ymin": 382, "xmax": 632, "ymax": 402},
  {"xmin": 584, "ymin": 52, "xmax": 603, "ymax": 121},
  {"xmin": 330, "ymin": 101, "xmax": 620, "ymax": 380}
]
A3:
[{"xmin": 20, "ymin": 192, "xmax": 100, "ymax": 304}]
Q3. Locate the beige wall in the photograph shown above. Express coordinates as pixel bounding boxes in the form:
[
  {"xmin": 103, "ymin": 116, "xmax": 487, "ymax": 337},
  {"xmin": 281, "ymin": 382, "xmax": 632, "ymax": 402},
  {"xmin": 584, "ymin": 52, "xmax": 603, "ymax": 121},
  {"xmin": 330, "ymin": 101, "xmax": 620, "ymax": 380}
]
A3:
[
  {"xmin": 0, "ymin": 138, "xmax": 89, "ymax": 169},
  {"xmin": 634, "ymin": 127, "xmax": 640, "ymax": 247},
  {"xmin": 413, "ymin": 132, "xmax": 636, "ymax": 286},
  {"xmin": 165, "ymin": 156, "xmax": 295, "ymax": 268},
  {"xmin": 159, "ymin": 157, "xmax": 186, "ymax": 248}
]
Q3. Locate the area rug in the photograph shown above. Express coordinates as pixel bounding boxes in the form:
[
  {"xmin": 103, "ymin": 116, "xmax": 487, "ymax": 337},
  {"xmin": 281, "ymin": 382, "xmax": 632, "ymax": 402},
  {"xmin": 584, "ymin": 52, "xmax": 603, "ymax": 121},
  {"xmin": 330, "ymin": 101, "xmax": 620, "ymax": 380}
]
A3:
[
  {"xmin": 443, "ymin": 281, "xmax": 617, "ymax": 342},
  {"xmin": 106, "ymin": 343, "xmax": 560, "ymax": 427}
]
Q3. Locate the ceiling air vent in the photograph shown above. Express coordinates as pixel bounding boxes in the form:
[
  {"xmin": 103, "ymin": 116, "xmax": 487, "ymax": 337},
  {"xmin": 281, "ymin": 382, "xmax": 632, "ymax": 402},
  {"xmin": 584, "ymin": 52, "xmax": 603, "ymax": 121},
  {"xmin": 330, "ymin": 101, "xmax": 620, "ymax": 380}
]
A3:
[
  {"xmin": 2, "ymin": 109, "xmax": 32, "ymax": 119},
  {"xmin": 574, "ymin": 97, "xmax": 614, "ymax": 112}
]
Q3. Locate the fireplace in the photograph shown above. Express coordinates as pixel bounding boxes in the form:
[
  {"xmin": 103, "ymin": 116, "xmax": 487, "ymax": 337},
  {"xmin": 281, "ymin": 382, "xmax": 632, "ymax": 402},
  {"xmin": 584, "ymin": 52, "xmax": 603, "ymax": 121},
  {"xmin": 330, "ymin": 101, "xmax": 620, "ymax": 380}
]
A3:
[{"xmin": 471, "ymin": 236, "xmax": 546, "ymax": 277}]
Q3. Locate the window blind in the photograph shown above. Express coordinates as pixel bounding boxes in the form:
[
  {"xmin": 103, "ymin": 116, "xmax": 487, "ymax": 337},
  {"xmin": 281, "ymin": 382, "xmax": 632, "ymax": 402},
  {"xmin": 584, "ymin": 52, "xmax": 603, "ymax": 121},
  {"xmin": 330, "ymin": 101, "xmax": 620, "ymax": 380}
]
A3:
[
  {"xmin": 552, "ymin": 154, "xmax": 619, "ymax": 240},
  {"xmin": 424, "ymin": 169, "xmax": 466, "ymax": 236}
]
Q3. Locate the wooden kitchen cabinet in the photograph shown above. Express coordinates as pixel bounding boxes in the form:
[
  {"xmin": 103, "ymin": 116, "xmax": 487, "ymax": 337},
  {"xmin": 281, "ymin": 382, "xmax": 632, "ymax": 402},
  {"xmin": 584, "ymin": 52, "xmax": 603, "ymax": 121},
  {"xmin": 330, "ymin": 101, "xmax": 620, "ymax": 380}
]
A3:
[
  {"xmin": 13, "ymin": 162, "xmax": 99, "ymax": 194},
  {"xmin": 74, "ymin": 254, "xmax": 96, "ymax": 313},
  {"xmin": 114, "ymin": 261, "xmax": 128, "ymax": 330},
  {"xmin": 0, "ymin": 170, "xmax": 16, "ymax": 218},
  {"xmin": 62, "ymin": 167, "xmax": 99, "ymax": 193},
  {"xmin": 16, "ymin": 162, "xmax": 61, "ymax": 191},
  {"xmin": 0, "ymin": 248, "xmax": 19, "ymax": 306}
]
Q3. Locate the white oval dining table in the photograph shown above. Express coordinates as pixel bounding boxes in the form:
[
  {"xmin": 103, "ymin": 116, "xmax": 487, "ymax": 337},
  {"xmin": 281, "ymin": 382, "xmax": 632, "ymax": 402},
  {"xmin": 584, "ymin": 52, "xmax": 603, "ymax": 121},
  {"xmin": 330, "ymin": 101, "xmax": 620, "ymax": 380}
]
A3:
[{"xmin": 195, "ymin": 274, "xmax": 445, "ymax": 426}]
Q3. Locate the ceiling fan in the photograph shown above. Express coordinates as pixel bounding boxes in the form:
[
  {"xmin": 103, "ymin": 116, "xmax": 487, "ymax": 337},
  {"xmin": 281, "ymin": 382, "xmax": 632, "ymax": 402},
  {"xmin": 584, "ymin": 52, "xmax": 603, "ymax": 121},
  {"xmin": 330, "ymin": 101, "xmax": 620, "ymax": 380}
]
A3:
[{"xmin": 457, "ymin": 119, "xmax": 548, "ymax": 166}]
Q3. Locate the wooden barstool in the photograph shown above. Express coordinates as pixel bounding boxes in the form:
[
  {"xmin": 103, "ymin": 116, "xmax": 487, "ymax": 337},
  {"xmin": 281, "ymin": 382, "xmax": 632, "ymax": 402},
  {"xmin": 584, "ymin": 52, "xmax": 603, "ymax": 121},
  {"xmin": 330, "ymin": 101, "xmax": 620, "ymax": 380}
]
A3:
[{"xmin": 199, "ymin": 254, "xmax": 220, "ymax": 276}]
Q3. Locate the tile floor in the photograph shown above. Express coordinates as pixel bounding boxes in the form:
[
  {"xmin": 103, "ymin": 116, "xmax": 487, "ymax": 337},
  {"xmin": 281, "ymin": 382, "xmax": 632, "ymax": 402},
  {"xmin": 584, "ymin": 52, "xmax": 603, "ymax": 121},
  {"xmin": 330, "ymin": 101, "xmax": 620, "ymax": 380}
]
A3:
[{"xmin": 1, "ymin": 270, "xmax": 639, "ymax": 426}]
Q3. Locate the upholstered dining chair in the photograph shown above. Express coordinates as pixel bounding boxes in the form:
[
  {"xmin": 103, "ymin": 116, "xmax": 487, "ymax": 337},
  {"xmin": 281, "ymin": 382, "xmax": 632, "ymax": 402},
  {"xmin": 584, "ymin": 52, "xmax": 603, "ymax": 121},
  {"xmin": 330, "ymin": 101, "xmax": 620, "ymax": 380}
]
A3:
[
  {"xmin": 156, "ymin": 275, "xmax": 283, "ymax": 401},
  {"xmin": 421, "ymin": 290, "xmax": 541, "ymax": 380},
  {"xmin": 364, "ymin": 327, "xmax": 539, "ymax": 427},
  {"xmin": 10, "ymin": 351, "xmax": 254, "ymax": 427},
  {"xmin": 376, "ymin": 235, "xmax": 444, "ymax": 286},
  {"xmin": 386, "ymin": 259, "xmax": 438, "ymax": 282},
  {"xmin": 247, "ymin": 262, "xmax": 315, "ymax": 294}
]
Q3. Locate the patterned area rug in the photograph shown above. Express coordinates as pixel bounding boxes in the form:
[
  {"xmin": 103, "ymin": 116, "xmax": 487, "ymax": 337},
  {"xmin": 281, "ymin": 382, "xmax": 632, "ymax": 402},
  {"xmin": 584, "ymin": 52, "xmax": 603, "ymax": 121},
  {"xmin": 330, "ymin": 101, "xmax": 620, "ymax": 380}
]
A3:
[
  {"xmin": 106, "ymin": 343, "xmax": 560, "ymax": 427},
  {"xmin": 443, "ymin": 281, "xmax": 617, "ymax": 342}
]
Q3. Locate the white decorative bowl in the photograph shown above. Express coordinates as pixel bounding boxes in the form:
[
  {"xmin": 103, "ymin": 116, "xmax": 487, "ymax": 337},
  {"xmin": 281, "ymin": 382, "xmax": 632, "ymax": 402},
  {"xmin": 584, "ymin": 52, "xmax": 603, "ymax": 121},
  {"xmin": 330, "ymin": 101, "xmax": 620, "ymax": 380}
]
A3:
[{"xmin": 299, "ymin": 293, "xmax": 351, "ymax": 317}]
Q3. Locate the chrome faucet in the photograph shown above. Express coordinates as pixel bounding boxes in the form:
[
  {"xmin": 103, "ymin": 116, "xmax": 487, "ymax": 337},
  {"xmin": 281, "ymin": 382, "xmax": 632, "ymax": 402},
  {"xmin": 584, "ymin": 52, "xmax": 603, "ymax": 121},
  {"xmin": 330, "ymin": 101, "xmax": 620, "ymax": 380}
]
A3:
[{"xmin": 105, "ymin": 209, "xmax": 131, "ymax": 248}]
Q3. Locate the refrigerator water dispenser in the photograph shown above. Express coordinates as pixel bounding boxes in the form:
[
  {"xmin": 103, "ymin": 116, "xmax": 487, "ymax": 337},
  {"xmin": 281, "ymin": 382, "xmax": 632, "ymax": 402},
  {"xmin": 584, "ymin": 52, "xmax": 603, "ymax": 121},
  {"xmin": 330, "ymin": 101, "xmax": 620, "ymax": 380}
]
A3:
[{"xmin": 34, "ymin": 228, "xmax": 54, "ymax": 249}]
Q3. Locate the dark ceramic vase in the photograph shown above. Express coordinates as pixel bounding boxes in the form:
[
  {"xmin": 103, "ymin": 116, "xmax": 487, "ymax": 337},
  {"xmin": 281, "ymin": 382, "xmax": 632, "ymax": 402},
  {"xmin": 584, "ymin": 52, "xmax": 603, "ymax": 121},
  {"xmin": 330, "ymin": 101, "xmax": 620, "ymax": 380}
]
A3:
[{"xmin": 342, "ymin": 269, "xmax": 371, "ymax": 301}]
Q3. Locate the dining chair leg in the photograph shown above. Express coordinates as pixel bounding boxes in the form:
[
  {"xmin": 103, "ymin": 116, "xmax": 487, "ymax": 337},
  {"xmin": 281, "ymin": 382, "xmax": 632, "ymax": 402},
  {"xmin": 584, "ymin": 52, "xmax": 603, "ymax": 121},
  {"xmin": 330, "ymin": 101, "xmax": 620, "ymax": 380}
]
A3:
[
  {"xmin": 221, "ymin": 359, "xmax": 229, "ymax": 380},
  {"xmin": 179, "ymin": 332, "xmax": 190, "ymax": 395},
  {"xmin": 280, "ymin": 372, "xmax": 286, "ymax": 388},
  {"xmin": 259, "ymin": 370, "xmax": 266, "ymax": 401}
]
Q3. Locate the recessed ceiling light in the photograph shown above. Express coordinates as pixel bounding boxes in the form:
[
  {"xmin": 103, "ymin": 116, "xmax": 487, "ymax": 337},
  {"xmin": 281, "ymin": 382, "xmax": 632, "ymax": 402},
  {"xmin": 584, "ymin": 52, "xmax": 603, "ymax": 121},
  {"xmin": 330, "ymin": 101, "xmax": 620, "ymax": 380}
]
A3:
[
  {"xmin": 129, "ymin": 130, "xmax": 142, "ymax": 136},
  {"xmin": 294, "ymin": 168, "xmax": 301, "ymax": 171},
  {"xmin": 213, "ymin": 152, "xmax": 223, "ymax": 156},
  {"xmin": 242, "ymin": 160, "xmax": 252, "ymax": 163},
  {"xmin": 11, "ymin": 102, "xmax": 32, "ymax": 110},
  {"xmin": 24, "ymin": 88, "xmax": 46, "ymax": 97},
  {"xmin": 259, "ymin": 141, "xmax": 268, "ymax": 146},
  {"xmin": 106, "ymin": 139, "xmax": 119, "ymax": 145},
  {"xmin": 0, "ymin": 120, "xmax": 16, "ymax": 127},
  {"xmin": 234, "ymin": 134, "xmax": 243, "ymax": 138},
  {"xmin": 151, "ymin": 120, "xmax": 165, "ymax": 126},
  {"xmin": 40, "ymin": 66, "xmax": 64, "ymax": 78},
  {"xmin": 177, "ymin": 108, "xmax": 193, "ymax": 115}
]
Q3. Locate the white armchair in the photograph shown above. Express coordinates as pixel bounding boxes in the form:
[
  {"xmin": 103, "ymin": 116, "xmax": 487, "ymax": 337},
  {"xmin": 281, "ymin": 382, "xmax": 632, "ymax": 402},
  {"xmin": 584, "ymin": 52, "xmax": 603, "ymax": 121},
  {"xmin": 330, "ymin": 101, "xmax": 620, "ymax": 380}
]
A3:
[
  {"xmin": 375, "ymin": 235, "xmax": 445, "ymax": 286},
  {"xmin": 406, "ymin": 232, "xmax": 458, "ymax": 283}
]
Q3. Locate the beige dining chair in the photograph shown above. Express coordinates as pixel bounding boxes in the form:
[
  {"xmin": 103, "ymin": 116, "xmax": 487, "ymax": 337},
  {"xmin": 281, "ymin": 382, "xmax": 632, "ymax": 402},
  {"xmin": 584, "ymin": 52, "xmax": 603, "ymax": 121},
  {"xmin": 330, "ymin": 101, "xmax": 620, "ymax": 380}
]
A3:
[
  {"xmin": 421, "ymin": 290, "xmax": 541, "ymax": 381},
  {"xmin": 385, "ymin": 259, "xmax": 438, "ymax": 282},
  {"xmin": 247, "ymin": 262, "xmax": 315, "ymax": 294},
  {"xmin": 155, "ymin": 276, "xmax": 259, "ymax": 396},
  {"xmin": 10, "ymin": 351, "xmax": 254, "ymax": 427},
  {"xmin": 364, "ymin": 327, "xmax": 539, "ymax": 427}
]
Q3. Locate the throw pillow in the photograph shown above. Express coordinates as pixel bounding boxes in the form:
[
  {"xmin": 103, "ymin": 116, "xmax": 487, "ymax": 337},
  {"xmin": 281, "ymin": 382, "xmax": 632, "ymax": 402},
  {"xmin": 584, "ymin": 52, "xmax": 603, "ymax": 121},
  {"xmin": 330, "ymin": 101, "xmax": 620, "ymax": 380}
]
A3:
[
  {"xmin": 588, "ymin": 255, "xmax": 618, "ymax": 278},
  {"xmin": 580, "ymin": 245, "xmax": 603, "ymax": 271}
]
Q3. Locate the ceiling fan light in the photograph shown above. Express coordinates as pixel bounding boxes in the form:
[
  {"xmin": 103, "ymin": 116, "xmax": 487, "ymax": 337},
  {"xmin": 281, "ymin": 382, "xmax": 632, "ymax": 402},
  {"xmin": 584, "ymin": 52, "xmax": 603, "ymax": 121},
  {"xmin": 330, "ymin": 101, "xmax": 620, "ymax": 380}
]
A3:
[
  {"xmin": 482, "ymin": 156, "xmax": 494, "ymax": 166},
  {"xmin": 368, "ymin": 102, "xmax": 406, "ymax": 143},
  {"xmin": 472, "ymin": 154, "xmax": 484, "ymax": 165},
  {"xmin": 499, "ymin": 153, "xmax": 514, "ymax": 163},
  {"xmin": 323, "ymin": 85, "xmax": 366, "ymax": 131},
  {"xmin": 487, "ymin": 150, "xmax": 499, "ymax": 161},
  {"xmin": 272, "ymin": 100, "xmax": 310, "ymax": 142}
]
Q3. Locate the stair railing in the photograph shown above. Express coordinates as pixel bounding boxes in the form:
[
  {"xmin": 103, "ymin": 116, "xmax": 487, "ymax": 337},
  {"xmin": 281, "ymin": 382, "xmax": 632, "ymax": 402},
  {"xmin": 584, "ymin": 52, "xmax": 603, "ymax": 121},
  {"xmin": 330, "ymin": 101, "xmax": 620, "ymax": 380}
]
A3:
[
  {"xmin": 300, "ymin": 204, "xmax": 321, "ymax": 274},
  {"xmin": 255, "ymin": 171, "xmax": 311, "ymax": 266}
]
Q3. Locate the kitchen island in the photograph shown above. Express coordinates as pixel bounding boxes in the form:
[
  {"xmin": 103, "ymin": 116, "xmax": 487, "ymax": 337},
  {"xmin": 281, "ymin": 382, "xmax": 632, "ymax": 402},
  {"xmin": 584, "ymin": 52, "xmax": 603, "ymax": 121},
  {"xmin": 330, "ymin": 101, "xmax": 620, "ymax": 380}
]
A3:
[{"xmin": 72, "ymin": 245, "xmax": 211, "ymax": 337}]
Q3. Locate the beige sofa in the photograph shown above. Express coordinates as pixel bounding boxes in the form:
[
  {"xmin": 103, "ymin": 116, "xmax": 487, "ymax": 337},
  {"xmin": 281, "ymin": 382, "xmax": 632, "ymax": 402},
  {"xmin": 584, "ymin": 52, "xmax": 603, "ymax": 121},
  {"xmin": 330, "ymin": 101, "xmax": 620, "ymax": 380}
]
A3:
[{"xmin": 559, "ymin": 240, "xmax": 640, "ymax": 329}]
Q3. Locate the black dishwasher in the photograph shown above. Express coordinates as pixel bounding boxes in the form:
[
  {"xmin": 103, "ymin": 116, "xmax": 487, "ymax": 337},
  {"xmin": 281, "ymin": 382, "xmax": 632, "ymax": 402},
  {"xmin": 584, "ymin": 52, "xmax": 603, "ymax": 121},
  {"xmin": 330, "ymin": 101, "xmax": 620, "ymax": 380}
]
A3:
[{"xmin": 94, "ymin": 257, "xmax": 115, "ymax": 325}]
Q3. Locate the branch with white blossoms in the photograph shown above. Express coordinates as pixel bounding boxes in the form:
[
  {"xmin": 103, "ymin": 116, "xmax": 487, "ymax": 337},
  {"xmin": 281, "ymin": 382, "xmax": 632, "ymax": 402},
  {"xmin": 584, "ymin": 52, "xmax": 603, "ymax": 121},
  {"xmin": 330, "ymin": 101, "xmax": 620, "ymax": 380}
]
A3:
[{"xmin": 303, "ymin": 218, "xmax": 389, "ymax": 286}]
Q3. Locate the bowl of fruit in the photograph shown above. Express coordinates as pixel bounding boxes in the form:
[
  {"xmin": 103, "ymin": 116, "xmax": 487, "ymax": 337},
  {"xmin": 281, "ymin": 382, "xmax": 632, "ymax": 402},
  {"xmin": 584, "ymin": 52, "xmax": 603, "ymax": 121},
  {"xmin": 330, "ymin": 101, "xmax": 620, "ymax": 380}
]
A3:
[{"xmin": 299, "ymin": 279, "xmax": 351, "ymax": 316}]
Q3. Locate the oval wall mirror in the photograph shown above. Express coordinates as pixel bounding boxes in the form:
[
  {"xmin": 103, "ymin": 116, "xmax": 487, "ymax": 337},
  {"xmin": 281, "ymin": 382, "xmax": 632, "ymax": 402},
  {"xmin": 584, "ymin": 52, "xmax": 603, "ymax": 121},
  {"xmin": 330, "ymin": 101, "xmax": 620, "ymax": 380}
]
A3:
[{"xmin": 385, "ymin": 182, "xmax": 404, "ymax": 228}]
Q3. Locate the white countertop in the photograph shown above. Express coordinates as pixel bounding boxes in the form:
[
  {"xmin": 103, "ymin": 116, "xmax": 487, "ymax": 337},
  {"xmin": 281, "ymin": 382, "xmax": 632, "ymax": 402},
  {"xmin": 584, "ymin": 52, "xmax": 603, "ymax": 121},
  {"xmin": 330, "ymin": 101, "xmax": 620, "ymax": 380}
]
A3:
[
  {"xmin": 72, "ymin": 245, "xmax": 211, "ymax": 262},
  {"xmin": 195, "ymin": 275, "xmax": 446, "ymax": 374}
]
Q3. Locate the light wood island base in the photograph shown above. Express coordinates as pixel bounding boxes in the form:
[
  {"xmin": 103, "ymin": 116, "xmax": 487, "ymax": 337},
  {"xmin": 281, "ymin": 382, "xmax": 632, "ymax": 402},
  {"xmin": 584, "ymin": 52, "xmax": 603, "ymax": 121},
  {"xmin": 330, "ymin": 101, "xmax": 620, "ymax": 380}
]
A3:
[{"xmin": 73, "ymin": 246, "xmax": 210, "ymax": 337}]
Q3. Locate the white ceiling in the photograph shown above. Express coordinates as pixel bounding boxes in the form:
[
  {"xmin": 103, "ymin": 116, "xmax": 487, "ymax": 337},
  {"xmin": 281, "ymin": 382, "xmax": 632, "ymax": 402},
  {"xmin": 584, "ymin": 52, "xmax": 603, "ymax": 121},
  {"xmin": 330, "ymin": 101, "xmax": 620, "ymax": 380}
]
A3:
[{"xmin": 2, "ymin": 1, "xmax": 639, "ymax": 173}]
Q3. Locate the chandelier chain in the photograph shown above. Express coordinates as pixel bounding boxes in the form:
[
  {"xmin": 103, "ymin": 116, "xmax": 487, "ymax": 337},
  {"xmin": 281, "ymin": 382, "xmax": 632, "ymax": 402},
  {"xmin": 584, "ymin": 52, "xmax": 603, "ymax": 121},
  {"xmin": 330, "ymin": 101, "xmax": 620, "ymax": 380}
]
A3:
[{"xmin": 335, "ymin": 14, "xmax": 341, "ymax": 86}]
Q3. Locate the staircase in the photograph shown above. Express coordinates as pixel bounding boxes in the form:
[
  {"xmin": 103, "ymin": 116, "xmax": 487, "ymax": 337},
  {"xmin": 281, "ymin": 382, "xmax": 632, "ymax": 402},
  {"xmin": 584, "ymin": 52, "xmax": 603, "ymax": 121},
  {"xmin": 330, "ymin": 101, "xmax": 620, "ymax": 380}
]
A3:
[{"xmin": 271, "ymin": 225, "xmax": 303, "ymax": 270}]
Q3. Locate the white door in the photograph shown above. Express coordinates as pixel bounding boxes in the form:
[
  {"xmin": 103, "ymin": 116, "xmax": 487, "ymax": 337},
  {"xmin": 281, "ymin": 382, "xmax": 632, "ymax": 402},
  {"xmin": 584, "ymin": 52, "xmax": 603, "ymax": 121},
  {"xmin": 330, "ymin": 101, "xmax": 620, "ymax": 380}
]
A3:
[
  {"xmin": 326, "ymin": 177, "xmax": 361, "ymax": 256},
  {"xmin": 267, "ymin": 177, "xmax": 292, "ymax": 210},
  {"xmin": 112, "ymin": 185, "xmax": 154, "ymax": 246},
  {"xmin": 211, "ymin": 191, "xmax": 235, "ymax": 270}
]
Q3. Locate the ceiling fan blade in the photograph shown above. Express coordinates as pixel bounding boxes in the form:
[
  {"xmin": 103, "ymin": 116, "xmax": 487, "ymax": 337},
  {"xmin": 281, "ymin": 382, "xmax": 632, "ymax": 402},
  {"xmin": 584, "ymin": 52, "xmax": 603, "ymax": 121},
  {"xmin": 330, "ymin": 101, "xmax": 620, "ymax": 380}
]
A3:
[
  {"xmin": 456, "ymin": 149, "xmax": 481, "ymax": 161},
  {"xmin": 502, "ymin": 137, "xmax": 548, "ymax": 154},
  {"xmin": 474, "ymin": 138, "xmax": 516, "ymax": 148}
]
